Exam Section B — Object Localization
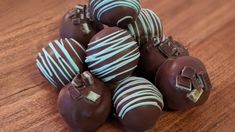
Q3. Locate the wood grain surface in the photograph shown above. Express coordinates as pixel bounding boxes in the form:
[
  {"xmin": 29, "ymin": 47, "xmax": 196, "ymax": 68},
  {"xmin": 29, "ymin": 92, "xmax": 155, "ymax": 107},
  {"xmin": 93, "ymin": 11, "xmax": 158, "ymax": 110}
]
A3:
[{"xmin": 1, "ymin": 0, "xmax": 235, "ymax": 131}]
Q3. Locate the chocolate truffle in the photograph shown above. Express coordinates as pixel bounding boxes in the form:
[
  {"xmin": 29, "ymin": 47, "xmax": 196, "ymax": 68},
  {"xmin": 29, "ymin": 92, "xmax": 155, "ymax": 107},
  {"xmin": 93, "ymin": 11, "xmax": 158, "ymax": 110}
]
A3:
[
  {"xmin": 113, "ymin": 77, "xmax": 164, "ymax": 132},
  {"xmin": 58, "ymin": 71, "xmax": 112, "ymax": 132},
  {"xmin": 136, "ymin": 36, "xmax": 189, "ymax": 82},
  {"xmin": 155, "ymin": 56, "xmax": 212, "ymax": 111},
  {"xmin": 86, "ymin": 27, "xmax": 140, "ymax": 83},
  {"xmin": 125, "ymin": 8, "xmax": 164, "ymax": 45},
  {"xmin": 89, "ymin": 0, "xmax": 141, "ymax": 27},
  {"xmin": 60, "ymin": 5, "xmax": 103, "ymax": 47},
  {"xmin": 36, "ymin": 38, "xmax": 86, "ymax": 90}
]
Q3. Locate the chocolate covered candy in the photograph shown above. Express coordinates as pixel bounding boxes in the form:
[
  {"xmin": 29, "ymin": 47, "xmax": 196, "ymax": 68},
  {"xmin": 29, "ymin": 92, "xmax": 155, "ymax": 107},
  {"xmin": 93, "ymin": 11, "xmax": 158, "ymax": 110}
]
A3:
[
  {"xmin": 113, "ymin": 77, "xmax": 164, "ymax": 132},
  {"xmin": 155, "ymin": 56, "xmax": 212, "ymax": 111},
  {"xmin": 58, "ymin": 71, "xmax": 112, "ymax": 132},
  {"xmin": 36, "ymin": 38, "xmax": 86, "ymax": 90},
  {"xmin": 60, "ymin": 5, "xmax": 103, "ymax": 47},
  {"xmin": 125, "ymin": 8, "xmax": 164, "ymax": 45},
  {"xmin": 137, "ymin": 36, "xmax": 189, "ymax": 82},
  {"xmin": 86, "ymin": 27, "xmax": 140, "ymax": 83},
  {"xmin": 89, "ymin": 0, "xmax": 141, "ymax": 27}
]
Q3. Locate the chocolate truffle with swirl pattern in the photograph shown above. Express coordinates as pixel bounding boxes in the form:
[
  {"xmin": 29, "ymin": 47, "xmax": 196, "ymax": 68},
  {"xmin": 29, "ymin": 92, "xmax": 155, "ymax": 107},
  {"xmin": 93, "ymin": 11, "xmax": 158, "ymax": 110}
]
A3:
[
  {"xmin": 89, "ymin": 0, "xmax": 141, "ymax": 27},
  {"xmin": 113, "ymin": 77, "xmax": 164, "ymax": 132},
  {"xmin": 58, "ymin": 71, "xmax": 112, "ymax": 132},
  {"xmin": 86, "ymin": 27, "xmax": 140, "ymax": 83},
  {"xmin": 60, "ymin": 5, "xmax": 103, "ymax": 48},
  {"xmin": 125, "ymin": 8, "xmax": 164, "ymax": 46},
  {"xmin": 36, "ymin": 38, "xmax": 86, "ymax": 90}
]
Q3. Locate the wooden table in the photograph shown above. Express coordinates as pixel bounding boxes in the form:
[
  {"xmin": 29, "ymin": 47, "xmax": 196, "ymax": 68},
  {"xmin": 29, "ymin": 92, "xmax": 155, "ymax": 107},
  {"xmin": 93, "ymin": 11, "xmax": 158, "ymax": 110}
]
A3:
[{"xmin": 1, "ymin": 0, "xmax": 235, "ymax": 131}]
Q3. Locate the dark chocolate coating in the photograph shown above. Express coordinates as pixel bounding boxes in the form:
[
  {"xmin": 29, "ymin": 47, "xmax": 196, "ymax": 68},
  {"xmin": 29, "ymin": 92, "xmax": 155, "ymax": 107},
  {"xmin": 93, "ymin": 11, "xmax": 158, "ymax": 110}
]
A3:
[
  {"xmin": 36, "ymin": 38, "xmax": 86, "ymax": 90},
  {"xmin": 60, "ymin": 5, "xmax": 103, "ymax": 48},
  {"xmin": 58, "ymin": 72, "xmax": 112, "ymax": 132},
  {"xmin": 85, "ymin": 27, "xmax": 140, "ymax": 83},
  {"xmin": 136, "ymin": 37, "xmax": 189, "ymax": 82},
  {"xmin": 113, "ymin": 77, "xmax": 164, "ymax": 132},
  {"xmin": 89, "ymin": 0, "xmax": 141, "ymax": 27},
  {"xmin": 155, "ymin": 56, "xmax": 212, "ymax": 111}
]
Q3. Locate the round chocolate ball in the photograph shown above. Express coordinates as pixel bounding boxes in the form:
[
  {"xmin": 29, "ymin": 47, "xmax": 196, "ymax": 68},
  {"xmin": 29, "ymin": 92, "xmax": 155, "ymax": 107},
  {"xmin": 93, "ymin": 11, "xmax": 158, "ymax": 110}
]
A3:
[
  {"xmin": 58, "ymin": 71, "xmax": 112, "ymax": 132},
  {"xmin": 136, "ymin": 36, "xmax": 189, "ymax": 82},
  {"xmin": 89, "ymin": 0, "xmax": 141, "ymax": 27},
  {"xmin": 125, "ymin": 8, "xmax": 164, "ymax": 46},
  {"xmin": 85, "ymin": 27, "xmax": 140, "ymax": 83},
  {"xmin": 113, "ymin": 77, "xmax": 164, "ymax": 132},
  {"xmin": 60, "ymin": 5, "xmax": 103, "ymax": 48},
  {"xmin": 155, "ymin": 56, "xmax": 212, "ymax": 111},
  {"xmin": 36, "ymin": 38, "xmax": 86, "ymax": 90}
]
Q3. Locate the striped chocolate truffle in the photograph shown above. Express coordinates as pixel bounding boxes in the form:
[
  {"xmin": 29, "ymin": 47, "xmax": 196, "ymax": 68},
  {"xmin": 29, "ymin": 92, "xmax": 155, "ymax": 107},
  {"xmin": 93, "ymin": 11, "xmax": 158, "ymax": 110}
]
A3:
[
  {"xmin": 36, "ymin": 38, "xmax": 86, "ymax": 90},
  {"xmin": 89, "ymin": 0, "xmax": 141, "ymax": 27},
  {"xmin": 113, "ymin": 77, "xmax": 164, "ymax": 132},
  {"xmin": 85, "ymin": 27, "xmax": 140, "ymax": 83},
  {"xmin": 126, "ymin": 8, "xmax": 164, "ymax": 46},
  {"xmin": 60, "ymin": 4, "xmax": 103, "ymax": 48}
]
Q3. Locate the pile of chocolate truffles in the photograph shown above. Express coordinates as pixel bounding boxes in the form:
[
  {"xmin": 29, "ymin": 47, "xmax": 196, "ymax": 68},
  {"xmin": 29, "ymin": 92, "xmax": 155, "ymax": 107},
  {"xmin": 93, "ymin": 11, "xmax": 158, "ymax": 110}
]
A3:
[{"xmin": 36, "ymin": 1, "xmax": 212, "ymax": 132}]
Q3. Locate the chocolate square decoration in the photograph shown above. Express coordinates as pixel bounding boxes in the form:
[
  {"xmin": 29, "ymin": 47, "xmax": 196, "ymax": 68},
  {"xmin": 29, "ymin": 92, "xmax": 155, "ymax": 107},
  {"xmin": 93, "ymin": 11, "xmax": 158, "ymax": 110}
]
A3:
[
  {"xmin": 69, "ymin": 86, "xmax": 82, "ymax": 101},
  {"xmin": 181, "ymin": 66, "xmax": 196, "ymax": 79},
  {"xmin": 176, "ymin": 76, "xmax": 192, "ymax": 92},
  {"xmin": 158, "ymin": 42, "xmax": 175, "ymax": 58},
  {"xmin": 198, "ymin": 72, "xmax": 212, "ymax": 90},
  {"xmin": 187, "ymin": 88, "xmax": 204, "ymax": 103},
  {"xmin": 192, "ymin": 77, "xmax": 204, "ymax": 89}
]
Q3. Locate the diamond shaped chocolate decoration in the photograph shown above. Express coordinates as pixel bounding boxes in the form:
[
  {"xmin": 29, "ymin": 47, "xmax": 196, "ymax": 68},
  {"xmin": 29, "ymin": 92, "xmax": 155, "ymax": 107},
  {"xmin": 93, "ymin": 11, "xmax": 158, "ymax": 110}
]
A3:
[
  {"xmin": 181, "ymin": 66, "xmax": 196, "ymax": 79},
  {"xmin": 176, "ymin": 76, "xmax": 192, "ymax": 92},
  {"xmin": 86, "ymin": 91, "xmax": 101, "ymax": 102}
]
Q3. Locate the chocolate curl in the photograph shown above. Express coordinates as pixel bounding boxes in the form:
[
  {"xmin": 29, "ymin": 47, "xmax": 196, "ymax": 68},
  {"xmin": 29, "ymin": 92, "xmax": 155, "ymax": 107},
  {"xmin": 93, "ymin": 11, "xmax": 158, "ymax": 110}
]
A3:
[{"xmin": 81, "ymin": 71, "xmax": 94, "ymax": 86}]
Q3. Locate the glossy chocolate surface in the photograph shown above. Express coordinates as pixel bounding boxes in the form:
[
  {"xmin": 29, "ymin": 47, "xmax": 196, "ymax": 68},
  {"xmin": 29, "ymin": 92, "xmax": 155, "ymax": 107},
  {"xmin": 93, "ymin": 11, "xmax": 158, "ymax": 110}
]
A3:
[
  {"xmin": 136, "ymin": 37, "xmax": 189, "ymax": 82},
  {"xmin": 89, "ymin": 0, "xmax": 141, "ymax": 27},
  {"xmin": 86, "ymin": 27, "xmax": 140, "ymax": 83},
  {"xmin": 60, "ymin": 5, "xmax": 103, "ymax": 48},
  {"xmin": 155, "ymin": 56, "xmax": 212, "ymax": 111},
  {"xmin": 113, "ymin": 77, "xmax": 164, "ymax": 132},
  {"xmin": 36, "ymin": 38, "xmax": 86, "ymax": 90},
  {"xmin": 58, "ymin": 71, "xmax": 112, "ymax": 132}
]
